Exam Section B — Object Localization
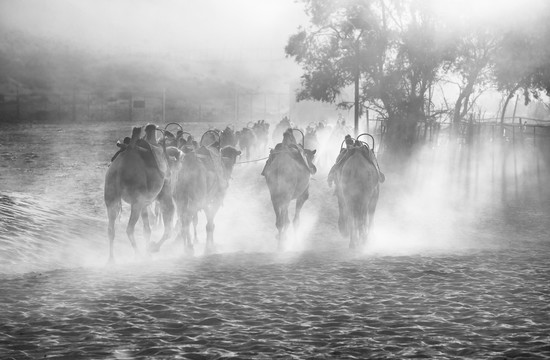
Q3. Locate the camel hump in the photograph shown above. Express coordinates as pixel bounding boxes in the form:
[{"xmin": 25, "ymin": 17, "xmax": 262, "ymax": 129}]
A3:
[
  {"xmin": 262, "ymin": 143, "xmax": 315, "ymax": 176},
  {"xmin": 348, "ymin": 146, "xmax": 385, "ymax": 183},
  {"xmin": 196, "ymin": 146, "xmax": 228, "ymax": 189},
  {"xmin": 287, "ymin": 144, "xmax": 316, "ymax": 174}
]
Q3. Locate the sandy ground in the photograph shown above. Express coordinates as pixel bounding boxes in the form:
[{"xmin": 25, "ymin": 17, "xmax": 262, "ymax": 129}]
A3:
[{"xmin": 1, "ymin": 122, "xmax": 549, "ymax": 359}]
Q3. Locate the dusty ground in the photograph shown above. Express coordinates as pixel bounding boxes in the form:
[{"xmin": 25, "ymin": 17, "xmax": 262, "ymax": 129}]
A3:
[{"xmin": 0, "ymin": 121, "xmax": 549, "ymax": 359}]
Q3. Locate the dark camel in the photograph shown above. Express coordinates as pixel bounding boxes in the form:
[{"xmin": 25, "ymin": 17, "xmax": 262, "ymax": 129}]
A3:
[
  {"xmin": 151, "ymin": 143, "xmax": 241, "ymax": 254},
  {"xmin": 236, "ymin": 127, "xmax": 257, "ymax": 160},
  {"xmin": 332, "ymin": 144, "xmax": 381, "ymax": 249},
  {"xmin": 220, "ymin": 126, "xmax": 238, "ymax": 147},
  {"xmin": 252, "ymin": 120, "xmax": 270, "ymax": 153},
  {"xmin": 263, "ymin": 129, "xmax": 316, "ymax": 249},
  {"xmin": 104, "ymin": 125, "xmax": 175, "ymax": 263}
]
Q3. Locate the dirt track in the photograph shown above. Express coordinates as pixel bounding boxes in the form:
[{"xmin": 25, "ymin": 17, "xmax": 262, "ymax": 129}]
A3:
[{"xmin": 1, "ymin": 122, "xmax": 549, "ymax": 359}]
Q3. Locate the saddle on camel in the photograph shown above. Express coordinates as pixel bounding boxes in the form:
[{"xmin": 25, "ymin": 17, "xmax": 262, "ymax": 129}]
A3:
[
  {"xmin": 261, "ymin": 128, "xmax": 317, "ymax": 177},
  {"xmin": 110, "ymin": 124, "xmax": 170, "ymax": 179},
  {"xmin": 326, "ymin": 134, "xmax": 384, "ymax": 248},
  {"xmin": 327, "ymin": 134, "xmax": 385, "ymax": 188}
]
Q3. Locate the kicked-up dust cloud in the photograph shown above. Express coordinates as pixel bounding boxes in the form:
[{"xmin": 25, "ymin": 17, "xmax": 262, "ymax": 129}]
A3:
[{"xmin": 367, "ymin": 123, "xmax": 550, "ymax": 256}]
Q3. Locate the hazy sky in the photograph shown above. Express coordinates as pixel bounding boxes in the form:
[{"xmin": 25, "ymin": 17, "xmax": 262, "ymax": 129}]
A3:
[
  {"xmin": 2, "ymin": 0, "xmax": 547, "ymax": 58},
  {"xmin": 1, "ymin": 0, "xmax": 547, "ymax": 97},
  {"xmin": 0, "ymin": 0, "xmax": 308, "ymax": 58}
]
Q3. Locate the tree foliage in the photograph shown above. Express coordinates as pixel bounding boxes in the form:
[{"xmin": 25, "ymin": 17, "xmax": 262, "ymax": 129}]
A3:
[
  {"xmin": 286, "ymin": 0, "xmax": 455, "ymax": 154},
  {"xmin": 287, "ymin": 0, "xmax": 550, "ymax": 155}
]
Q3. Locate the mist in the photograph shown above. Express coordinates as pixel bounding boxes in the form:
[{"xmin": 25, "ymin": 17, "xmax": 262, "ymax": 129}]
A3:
[
  {"xmin": 1, "ymin": 2, "xmax": 550, "ymax": 359},
  {"xmin": 0, "ymin": 0, "xmax": 308, "ymax": 94}
]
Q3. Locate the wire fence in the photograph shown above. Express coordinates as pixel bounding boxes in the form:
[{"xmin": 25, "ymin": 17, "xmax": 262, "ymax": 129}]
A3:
[{"xmin": 0, "ymin": 90, "xmax": 291, "ymax": 124}]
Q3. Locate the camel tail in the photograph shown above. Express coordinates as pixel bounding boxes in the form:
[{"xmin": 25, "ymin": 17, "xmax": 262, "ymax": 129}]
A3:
[{"xmin": 129, "ymin": 127, "xmax": 142, "ymax": 148}]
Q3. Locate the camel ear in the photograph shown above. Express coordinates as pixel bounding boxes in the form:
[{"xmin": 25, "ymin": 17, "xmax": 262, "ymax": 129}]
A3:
[{"xmin": 312, "ymin": 150, "xmax": 317, "ymax": 154}]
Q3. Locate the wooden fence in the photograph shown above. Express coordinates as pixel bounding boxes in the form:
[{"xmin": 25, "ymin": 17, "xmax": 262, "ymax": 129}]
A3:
[{"xmin": 412, "ymin": 116, "xmax": 550, "ymax": 204}]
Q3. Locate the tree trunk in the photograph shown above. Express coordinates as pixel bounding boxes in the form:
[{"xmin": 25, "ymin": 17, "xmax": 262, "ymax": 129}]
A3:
[
  {"xmin": 500, "ymin": 84, "xmax": 521, "ymax": 125},
  {"xmin": 354, "ymin": 70, "xmax": 360, "ymax": 137}
]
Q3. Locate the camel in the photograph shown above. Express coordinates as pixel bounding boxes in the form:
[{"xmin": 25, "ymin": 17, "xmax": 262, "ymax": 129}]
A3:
[
  {"xmin": 200, "ymin": 129, "xmax": 221, "ymax": 148},
  {"xmin": 304, "ymin": 124, "xmax": 319, "ymax": 151},
  {"xmin": 220, "ymin": 126, "xmax": 238, "ymax": 147},
  {"xmin": 236, "ymin": 127, "xmax": 257, "ymax": 160},
  {"xmin": 272, "ymin": 116, "xmax": 292, "ymax": 145},
  {"xmin": 331, "ymin": 141, "xmax": 382, "ymax": 249},
  {"xmin": 252, "ymin": 120, "xmax": 270, "ymax": 152},
  {"xmin": 104, "ymin": 125, "xmax": 175, "ymax": 263},
  {"xmin": 263, "ymin": 128, "xmax": 316, "ymax": 249},
  {"xmin": 150, "ymin": 138, "xmax": 241, "ymax": 254}
]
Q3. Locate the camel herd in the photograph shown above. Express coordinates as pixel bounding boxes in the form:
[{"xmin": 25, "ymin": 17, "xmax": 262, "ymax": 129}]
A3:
[{"xmin": 104, "ymin": 119, "xmax": 383, "ymax": 262}]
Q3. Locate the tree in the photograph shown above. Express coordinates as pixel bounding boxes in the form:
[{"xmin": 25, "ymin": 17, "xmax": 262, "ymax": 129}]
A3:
[
  {"xmin": 285, "ymin": 0, "xmax": 379, "ymax": 135},
  {"xmin": 446, "ymin": 29, "xmax": 496, "ymax": 128},
  {"xmin": 286, "ymin": 0, "xmax": 454, "ymax": 156},
  {"xmin": 493, "ymin": 2, "xmax": 550, "ymax": 123}
]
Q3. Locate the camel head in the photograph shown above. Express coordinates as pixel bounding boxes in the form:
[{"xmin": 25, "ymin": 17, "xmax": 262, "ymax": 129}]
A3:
[
  {"xmin": 129, "ymin": 126, "xmax": 142, "ymax": 148},
  {"xmin": 304, "ymin": 148, "xmax": 317, "ymax": 175},
  {"xmin": 220, "ymin": 146, "xmax": 241, "ymax": 176},
  {"xmin": 144, "ymin": 123, "xmax": 158, "ymax": 145},
  {"xmin": 282, "ymin": 128, "xmax": 297, "ymax": 146},
  {"xmin": 162, "ymin": 130, "xmax": 177, "ymax": 147},
  {"xmin": 221, "ymin": 126, "xmax": 238, "ymax": 147},
  {"xmin": 178, "ymin": 134, "xmax": 199, "ymax": 153}
]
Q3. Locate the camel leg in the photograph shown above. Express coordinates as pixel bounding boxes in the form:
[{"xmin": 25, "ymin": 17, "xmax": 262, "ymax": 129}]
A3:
[
  {"xmin": 204, "ymin": 205, "xmax": 219, "ymax": 254},
  {"xmin": 192, "ymin": 212, "xmax": 199, "ymax": 245},
  {"xmin": 281, "ymin": 206, "xmax": 290, "ymax": 249},
  {"xmin": 141, "ymin": 208, "xmax": 151, "ymax": 249},
  {"xmin": 337, "ymin": 190, "xmax": 348, "ymax": 237},
  {"xmin": 155, "ymin": 202, "xmax": 162, "ymax": 228},
  {"xmin": 272, "ymin": 200, "xmax": 289, "ymax": 250},
  {"xmin": 181, "ymin": 211, "xmax": 195, "ymax": 254},
  {"xmin": 149, "ymin": 185, "xmax": 175, "ymax": 252},
  {"xmin": 127, "ymin": 203, "xmax": 142, "ymax": 257},
  {"xmin": 365, "ymin": 189, "xmax": 379, "ymax": 246},
  {"xmin": 272, "ymin": 201, "xmax": 282, "ymax": 248},
  {"xmin": 349, "ymin": 216, "xmax": 358, "ymax": 249},
  {"xmin": 293, "ymin": 187, "xmax": 309, "ymax": 230},
  {"xmin": 158, "ymin": 195, "xmax": 175, "ymax": 247},
  {"xmin": 106, "ymin": 200, "xmax": 121, "ymax": 264}
]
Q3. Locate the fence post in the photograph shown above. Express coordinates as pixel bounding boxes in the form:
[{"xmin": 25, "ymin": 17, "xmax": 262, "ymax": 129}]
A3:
[
  {"xmin": 58, "ymin": 94, "xmax": 62, "ymax": 120},
  {"xmin": 535, "ymin": 126, "xmax": 540, "ymax": 191},
  {"xmin": 512, "ymin": 119, "xmax": 518, "ymax": 198},
  {"xmin": 129, "ymin": 93, "xmax": 133, "ymax": 122},
  {"xmin": 87, "ymin": 93, "xmax": 91, "ymax": 121},
  {"xmin": 16, "ymin": 85, "xmax": 20, "ymax": 122},
  {"xmin": 72, "ymin": 90, "xmax": 76, "ymax": 122}
]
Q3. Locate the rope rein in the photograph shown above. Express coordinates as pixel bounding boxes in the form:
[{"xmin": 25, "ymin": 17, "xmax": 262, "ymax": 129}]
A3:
[
  {"xmin": 234, "ymin": 146, "xmax": 307, "ymax": 165},
  {"xmin": 235, "ymin": 156, "xmax": 269, "ymax": 164}
]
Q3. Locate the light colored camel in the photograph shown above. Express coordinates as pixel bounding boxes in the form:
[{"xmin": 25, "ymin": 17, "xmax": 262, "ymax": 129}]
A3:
[
  {"xmin": 104, "ymin": 126, "xmax": 174, "ymax": 263},
  {"xmin": 334, "ymin": 146, "xmax": 381, "ymax": 248},
  {"xmin": 150, "ymin": 143, "xmax": 241, "ymax": 254},
  {"xmin": 263, "ymin": 129, "xmax": 316, "ymax": 249}
]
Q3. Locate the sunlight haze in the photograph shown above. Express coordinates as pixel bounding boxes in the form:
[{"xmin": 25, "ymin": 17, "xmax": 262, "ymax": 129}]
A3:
[{"xmin": 0, "ymin": 0, "xmax": 308, "ymax": 57}]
